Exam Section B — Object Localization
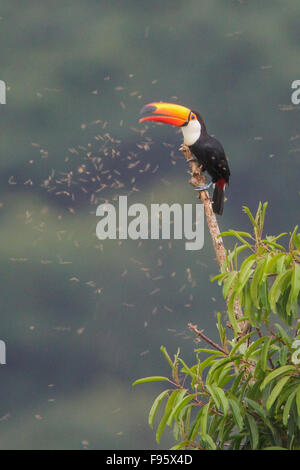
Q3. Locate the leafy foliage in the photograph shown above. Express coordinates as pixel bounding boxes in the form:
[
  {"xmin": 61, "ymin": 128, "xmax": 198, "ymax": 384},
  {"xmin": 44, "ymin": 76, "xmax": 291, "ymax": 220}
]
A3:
[
  {"xmin": 215, "ymin": 202, "xmax": 300, "ymax": 329},
  {"xmin": 133, "ymin": 203, "xmax": 300, "ymax": 449}
]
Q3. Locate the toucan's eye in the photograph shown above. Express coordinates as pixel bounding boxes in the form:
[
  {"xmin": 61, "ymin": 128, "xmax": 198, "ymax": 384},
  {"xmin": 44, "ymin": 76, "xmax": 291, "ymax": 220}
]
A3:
[{"xmin": 191, "ymin": 114, "xmax": 195, "ymax": 120}]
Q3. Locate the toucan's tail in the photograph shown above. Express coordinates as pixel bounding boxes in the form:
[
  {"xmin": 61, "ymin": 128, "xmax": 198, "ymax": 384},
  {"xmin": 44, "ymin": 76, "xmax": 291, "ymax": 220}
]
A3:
[{"xmin": 212, "ymin": 178, "xmax": 226, "ymax": 215}]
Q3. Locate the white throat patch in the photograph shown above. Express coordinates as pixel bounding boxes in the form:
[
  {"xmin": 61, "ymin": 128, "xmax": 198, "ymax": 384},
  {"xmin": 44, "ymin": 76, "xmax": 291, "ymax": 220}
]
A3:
[{"xmin": 181, "ymin": 120, "xmax": 201, "ymax": 146}]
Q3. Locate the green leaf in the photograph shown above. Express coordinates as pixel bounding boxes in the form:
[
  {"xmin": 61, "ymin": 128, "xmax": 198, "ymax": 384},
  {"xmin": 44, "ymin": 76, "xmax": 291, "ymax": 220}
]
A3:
[
  {"xmin": 132, "ymin": 376, "xmax": 170, "ymax": 386},
  {"xmin": 259, "ymin": 280, "xmax": 271, "ymax": 317},
  {"xmin": 148, "ymin": 389, "xmax": 170, "ymax": 429},
  {"xmin": 277, "ymin": 286, "xmax": 293, "ymax": 324},
  {"xmin": 231, "ymin": 369, "xmax": 246, "ymax": 395},
  {"xmin": 245, "ymin": 336, "xmax": 268, "ymax": 360},
  {"xmin": 214, "ymin": 386, "xmax": 229, "ymax": 415},
  {"xmin": 245, "ymin": 398, "xmax": 267, "ymax": 420},
  {"xmin": 221, "ymin": 229, "xmax": 253, "ymax": 239},
  {"xmin": 202, "ymin": 433, "xmax": 217, "ymax": 450},
  {"xmin": 229, "ymin": 331, "xmax": 255, "ymax": 357},
  {"xmin": 198, "ymin": 355, "xmax": 219, "ymax": 374},
  {"xmin": 289, "ymin": 225, "xmax": 299, "ymax": 251},
  {"xmin": 294, "ymin": 233, "xmax": 300, "ymax": 251},
  {"xmin": 266, "ymin": 375, "xmax": 290, "ymax": 410},
  {"xmin": 279, "ymin": 345, "xmax": 289, "ymax": 366},
  {"xmin": 274, "ymin": 324, "xmax": 292, "ymax": 346},
  {"xmin": 275, "ymin": 381, "xmax": 300, "ymax": 414},
  {"xmin": 264, "ymin": 240, "xmax": 286, "ymax": 251},
  {"xmin": 178, "ymin": 358, "xmax": 197, "ymax": 380},
  {"xmin": 189, "ymin": 409, "xmax": 203, "ymax": 441},
  {"xmin": 229, "ymin": 398, "xmax": 244, "ymax": 430},
  {"xmin": 263, "ymin": 446, "xmax": 288, "ymax": 450},
  {"xmin": 210, "ymin": 272, "xmax": 227, "ymax": 283},
  {"xmin": 165, "ymin": 389, "xmax": 187, "ymax": 426},
  {"xmin": 246, "ymin": 398, "xmax": 281, "ymax": 443},
  {"xmin": 170, "ymin": 441, "xmax": 189, "ymax": 450},
  {"xmin": 211, "ymin": 361, "xmax": 231, "ymax": 387},
  {"xmin": 287, "ymin": 263, "xmax": 300, "ymax": 315},
  {"xmin": 223, "ymin": 245, "xmax": 249, "ymax": 271},
  {"xmin": 156, "ymin": 411, "xmax": 170, "ymax": 443},
  {"xmin": 276, "ymin": 254, "xmax": 286, "ymax": 274},
  {"xmin": 250, "ymin": 258, "xmax": 268, "ymax": 308},
  {"xmin": 227, "ymin": 292, "xmax": 239, "ymax": 335},
  {"xmin": 284, "ymin": 254, "xmax": 293, "ymax": 269},
  {"xmin": 237, "ymin": 255, "xmax": 256, "ymax": 293},
  {"xmin": 221, "ymin": 230, "xmax": 253, "ymax": 248},
  {"xmin": 244, "ymin": 280, "xmax": 258, "ymax": 325},
  {"xmin": 254, "ymin": 201, "xmax": 262, "ymax": 225},
  {"xmin": 206, "ymin": 384, "xmax": 220, "ymax": 409},
  {"xmin": 265, "ymin": 253, "xmax": 286, "ymax": 275},
  {"xmin": 208, "ymin": 414, "xmax": 223, "ymax": 440},
  {"xmin": 260, "ymin": 336, "xmax": 273, "ymax": 372},
  {"xmin": 282, "ymin": 390, "xmax": 297, "ymax": 426},
  {"xmin": 245, "ymin": 413, "xmax": 259, "ymax": 449},
  {"xmin": 160, "ymin": 345, "xmax": 176, "ymax": 370},
  {"xmin": 269, "ymin": 269, "xmax": 292, "ymax": 313},
  {"xmin": 268, "ymin": 232, "xmax": 288, "ymax": 243},
  {"xmin": 238, "ymin": 375, "xmax": 252, "ymax": 405},
  {"xmin": 260, "ymin": 365, "xmax": 296, "ymax": 391},
  {"xmin": 166, "ymin": 393, "xmax": 197, "ymax": 426},
  {"xmin": 243, "ymin": 205, "xmax": 259, "ymax": 231},
  {"xmin": 296, "ymin": 386, "xmax": 300, "ymax": 417},
  {"xmin": 216, "ymin": 312, "xmax": 227, "ymax": 346},
  {"xmin": 260, "ymin": 202, "xmax": 268, "ymax": 233},
  {"xmin": 156, "ymin": 389, "xmax": 189, "ymax": 443},
  {"xmin": 217, "ymin": 366, "xmax": 235, "ymax": 388},
  {"xmin": 222, "ymin": 271, "xmax": 238, "ymax": 298},
  {"xmin": 200, "ymin": 402, "xmax": 210, "ymax": 436},
  {"xmin": 194, "ymin": 348, "xmax": 225, "ymax": 356},
  {"xmin": 206, "ymin": 356, "xmax": 241, "ymax": 385}
]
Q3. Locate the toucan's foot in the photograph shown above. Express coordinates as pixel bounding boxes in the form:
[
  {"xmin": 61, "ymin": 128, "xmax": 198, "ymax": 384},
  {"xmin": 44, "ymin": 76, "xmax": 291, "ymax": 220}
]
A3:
[
  {"xmin": 194, "ymin": 182, "xmax": 213, "ymax": 191},
  {"xmin": 179, "ymin": 144, "xmax": 189, "ymax": 152},
  {"xmin": 186, "ymin": 156, "xmax": 197, "ymax": 163}
]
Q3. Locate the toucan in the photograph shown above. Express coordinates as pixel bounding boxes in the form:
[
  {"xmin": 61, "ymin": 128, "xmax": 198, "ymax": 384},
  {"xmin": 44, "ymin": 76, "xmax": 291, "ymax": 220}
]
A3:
[{"xmin": 139, "ymin": 102, "xmax": 230, "ymax": 215}]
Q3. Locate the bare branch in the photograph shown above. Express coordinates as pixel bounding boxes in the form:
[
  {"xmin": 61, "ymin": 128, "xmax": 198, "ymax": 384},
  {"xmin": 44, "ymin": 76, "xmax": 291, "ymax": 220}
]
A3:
[
  {"xmin": 180, "ymin": 144, "xmax": 251, "ymax": 337},
  {"xmin": 188, "ymin": 322, "xmax": 227, "ymax": 354}
]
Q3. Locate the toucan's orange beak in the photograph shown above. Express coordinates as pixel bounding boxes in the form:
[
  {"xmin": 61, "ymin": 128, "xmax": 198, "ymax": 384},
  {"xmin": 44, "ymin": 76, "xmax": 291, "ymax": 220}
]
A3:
[{"xmin": 139, "ymin": 102, "xmax": 191, "ymax": 127}]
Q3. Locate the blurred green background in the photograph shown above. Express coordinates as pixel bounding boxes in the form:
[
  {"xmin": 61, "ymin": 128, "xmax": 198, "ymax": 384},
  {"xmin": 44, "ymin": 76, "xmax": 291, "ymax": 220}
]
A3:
[{"xmin": 0, "ymin": 0, "xmax": 299, "ymax": 449}]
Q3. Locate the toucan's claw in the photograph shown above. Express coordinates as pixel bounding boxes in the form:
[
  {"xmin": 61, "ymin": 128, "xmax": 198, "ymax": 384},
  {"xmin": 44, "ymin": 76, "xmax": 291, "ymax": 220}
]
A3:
[
  {"xmin": 186, "ymin": 156, "xmax": 197, "ymax": 163},
  {"xmin": 194, "ymin": 182, "xmax": 213, "ymax": 191}
]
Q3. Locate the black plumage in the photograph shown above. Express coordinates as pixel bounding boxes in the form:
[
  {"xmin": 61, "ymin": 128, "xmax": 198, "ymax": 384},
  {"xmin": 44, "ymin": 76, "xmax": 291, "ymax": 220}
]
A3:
[{"xmin": 188, "ymin": 112, "xmax": 230, "ymax": 215}]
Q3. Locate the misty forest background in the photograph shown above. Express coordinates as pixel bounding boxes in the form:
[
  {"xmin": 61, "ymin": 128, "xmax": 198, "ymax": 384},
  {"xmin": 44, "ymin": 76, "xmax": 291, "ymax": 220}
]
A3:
[{"xmin": 0, "ymin": 0, "xmax": 299, "ymax": 449}]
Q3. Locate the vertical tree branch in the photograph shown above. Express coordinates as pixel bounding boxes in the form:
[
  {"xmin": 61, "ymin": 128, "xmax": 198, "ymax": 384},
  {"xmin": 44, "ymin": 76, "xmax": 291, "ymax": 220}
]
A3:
[{"xmin": 180, "ymin": 144, "xmax": 250, "ymax": 336}]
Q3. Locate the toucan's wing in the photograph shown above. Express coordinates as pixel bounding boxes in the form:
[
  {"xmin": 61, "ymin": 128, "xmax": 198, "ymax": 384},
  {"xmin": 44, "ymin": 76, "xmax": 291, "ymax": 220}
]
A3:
[{"xmin": 202, "ymin": 137, "xmax": 230, "ymax": 182}]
